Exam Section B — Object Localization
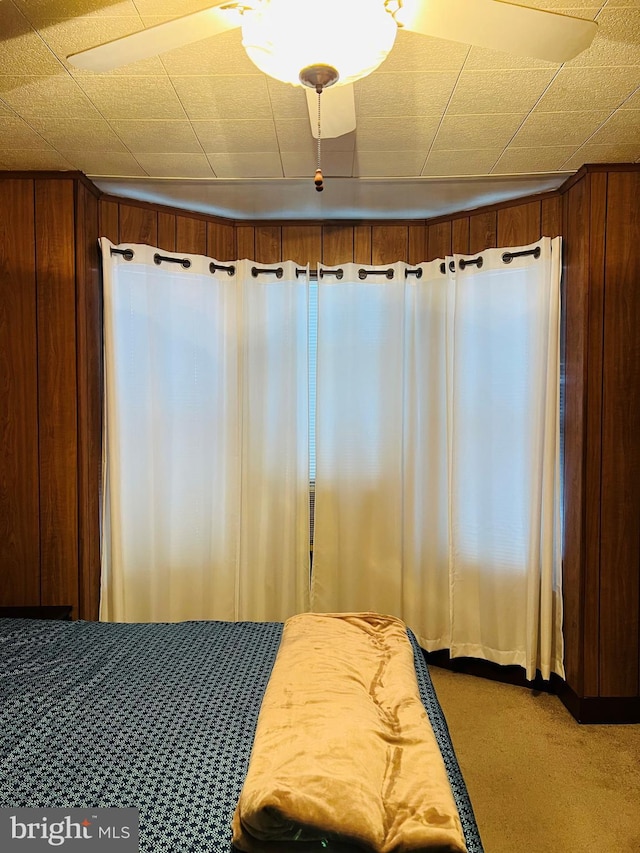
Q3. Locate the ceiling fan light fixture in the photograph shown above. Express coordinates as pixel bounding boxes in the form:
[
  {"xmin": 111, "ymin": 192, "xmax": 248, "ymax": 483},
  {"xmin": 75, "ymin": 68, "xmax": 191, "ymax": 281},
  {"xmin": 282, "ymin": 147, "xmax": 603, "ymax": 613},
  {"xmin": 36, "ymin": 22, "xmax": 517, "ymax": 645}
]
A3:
[{"xmin": 241, "ymin": 0, "xmax": 397, "ymax": 87}]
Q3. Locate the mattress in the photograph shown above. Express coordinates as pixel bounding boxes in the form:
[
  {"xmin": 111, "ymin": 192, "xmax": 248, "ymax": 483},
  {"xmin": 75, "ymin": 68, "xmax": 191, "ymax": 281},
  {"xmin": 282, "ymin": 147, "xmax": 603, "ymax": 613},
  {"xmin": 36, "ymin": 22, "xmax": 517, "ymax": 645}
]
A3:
[{"xmin": 0, "ymin": 618, "xmax": 483, "ymax": 852}]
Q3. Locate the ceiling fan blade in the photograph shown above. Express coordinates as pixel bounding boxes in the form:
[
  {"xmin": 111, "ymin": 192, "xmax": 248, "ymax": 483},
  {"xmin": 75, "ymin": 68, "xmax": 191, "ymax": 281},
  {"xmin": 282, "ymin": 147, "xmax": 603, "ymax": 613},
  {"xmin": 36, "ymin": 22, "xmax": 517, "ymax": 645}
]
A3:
[
  {"xmin": 306, "ymin": 84, "xmax": 356, "ymax": 140},
  {"xmin": 67, "ymin": 3, "xmax": 243, "ymax": 72},
  {"xmin": 394, "ymin": 0, "xmax": 597, "ymax": 63}
]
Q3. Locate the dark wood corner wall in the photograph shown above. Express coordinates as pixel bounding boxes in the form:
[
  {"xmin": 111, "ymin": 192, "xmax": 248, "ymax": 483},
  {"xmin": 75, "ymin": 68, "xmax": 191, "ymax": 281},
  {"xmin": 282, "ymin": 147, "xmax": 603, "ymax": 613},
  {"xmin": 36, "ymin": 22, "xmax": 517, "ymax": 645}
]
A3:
[{"xmin": 0, "ymin": 165, "xmax": 638, "ymax": 722}]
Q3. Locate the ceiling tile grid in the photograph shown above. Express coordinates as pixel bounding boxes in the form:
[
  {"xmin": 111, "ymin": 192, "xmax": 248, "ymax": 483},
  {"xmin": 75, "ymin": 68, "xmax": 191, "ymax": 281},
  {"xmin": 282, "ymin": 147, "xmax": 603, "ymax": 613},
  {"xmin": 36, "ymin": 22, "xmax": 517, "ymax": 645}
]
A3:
[{"xmin": 1, "ymin": 0, "xmax": 639, "ymax": 216}]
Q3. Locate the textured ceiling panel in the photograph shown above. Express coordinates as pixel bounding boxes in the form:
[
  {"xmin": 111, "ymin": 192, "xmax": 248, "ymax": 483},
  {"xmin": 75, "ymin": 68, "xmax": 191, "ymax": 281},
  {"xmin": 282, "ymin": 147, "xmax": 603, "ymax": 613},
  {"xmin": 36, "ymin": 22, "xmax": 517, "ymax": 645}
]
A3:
[{"xmin": 0, "ymin": 0, "xmax": 638, "ymax": 218}]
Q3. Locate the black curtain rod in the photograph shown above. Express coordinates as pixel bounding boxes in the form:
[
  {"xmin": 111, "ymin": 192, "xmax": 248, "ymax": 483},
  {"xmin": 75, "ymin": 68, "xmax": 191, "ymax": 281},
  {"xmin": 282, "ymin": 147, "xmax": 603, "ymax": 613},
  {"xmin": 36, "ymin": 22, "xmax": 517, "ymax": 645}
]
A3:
[
  {"xmin": 502, "ymin": 246, "xmax": 541, "ymax": 263},
  {"xmin": 110, "ymin": 246, "xmax": 542, "ymax": 275},
  {"xmin": 438, "ymin": 247, "xmax": 542, "ymax": 274}
]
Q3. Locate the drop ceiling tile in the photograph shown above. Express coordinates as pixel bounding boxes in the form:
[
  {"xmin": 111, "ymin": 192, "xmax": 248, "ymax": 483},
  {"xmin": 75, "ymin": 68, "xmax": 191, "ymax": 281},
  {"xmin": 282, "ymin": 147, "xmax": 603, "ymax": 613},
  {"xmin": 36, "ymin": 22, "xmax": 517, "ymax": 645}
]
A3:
[
  {"xmin": 506, "ymin": 1, "xmax": 600, "ymax": 11},
  {"xmin": 69, "ymin": 151, "xmax": 148, "ymax": 176},
  {"xmin": 266, "ymin": 79, "xmax": 308, "ymax": 121},
  {"xmin": 509, "ymin": 0, "xmax": 599, "ymax": 7},
  {"xmin": 0, "ymin": 116, "xmax": 51, "ymax": 149},
  {"xmin": 378, "ymin": 31, "xmax": 469, "ymax": 73},
  {"xmin": 492, "ymin": 146, "xmax": 578, "ymax": 173},
  {"xmin": 135, "ymin": 153, "xmax": 214, "ymax": 178},
  {"xmin": 13, "ymin": 1, "xmax": 139, "ymax": 28},
  {"xmin": 37, "ymin": 15, "xmax": 167, "ymax": 76},
  {"xmin": 108, "ymin": 119, "xmax": 201, "ymax": 153},
  {"xmin": 354, "ymin": 116, "xmax": 441, "ymax": 151},
  {"xmin": 78, "ymin": 75, "xmax": 186, "ymax": 119},
  {"xmin": 0, "ymin": 2, "xmax": 64, "ymax": 75},
  {"xmin": 354, "ymin": 151, "xmax": 426, "ymax": 177},
  {"xmin": 0, "ymin": 148, "xmax": 74, "ymax": 170},
  {"xmin": 206, "ymin": 152, "xmax": 283, "ymax": 178},
  {"xmin": 587, "ymin": 108, "xmax": 640, "ymax": 144},
  {"xmin": 463, "ymin": 47, "xmax": 558, "ymax": 72},
  {"xmin": 446, "ymin": 69, "xmax": 557, "ymax": 115},
  {"xmin": 171, "ymin": 75, "xmax": 271, "ymax": 119},
  {"xmin": 535, "ymin": 66, "xmax": 640, "ymax": 112},
  {"xmin": 26, "ymin": 117, "xmax": 128, "ymax": 152},
  {"xmin": 561, "ymin": 142, "xmax": 640, "ymax": 170},
  {"xmin": 0, "ymin": 101, "xmax": 11, "ymax": 114},
  {"xmin": 0, "ymin": 75, "xmax": 100, "ymax": 119},
  {"xmin": 566, "ymin": 8, "xmax": 640, "ymax": 67},
  {"xmin": 192, "ymin": 120, "xmax": 279, "ymax": 153},
  {"xmin": 510, "ymin": 109, "xmax": 610, "ymax": 146},
  {"xmin": 281, "ymin": 151, "xmax": 354, "ymax": 179},
  {"xmin": 432, "ymin": 114, "xmax": 527, "ymax": 151},
  {"xmin": 422, "ymin": 149, "xmax": 503, "ymax": 176},
  {"xmin": 624, "ymin": 87, "xmax": 640, "ymax": 108},
  {"xmin": 152, "ymin": 28, "xmax": 255, "ymax": 76},
  {"xmin": 356, "ymin": 72, "xmax": 460, "ymax": 117},
  {"xmin": 133, "ymin": 0, "xmax": 216, "ymax": 15}
]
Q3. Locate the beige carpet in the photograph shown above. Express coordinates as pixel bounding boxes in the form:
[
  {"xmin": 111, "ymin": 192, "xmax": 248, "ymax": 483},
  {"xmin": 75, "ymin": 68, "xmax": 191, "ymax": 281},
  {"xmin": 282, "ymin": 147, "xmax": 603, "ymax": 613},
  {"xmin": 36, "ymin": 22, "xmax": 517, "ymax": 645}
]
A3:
[{"xmin": 429, "ymin": 667, "xmax": 640, "ymax": 853}]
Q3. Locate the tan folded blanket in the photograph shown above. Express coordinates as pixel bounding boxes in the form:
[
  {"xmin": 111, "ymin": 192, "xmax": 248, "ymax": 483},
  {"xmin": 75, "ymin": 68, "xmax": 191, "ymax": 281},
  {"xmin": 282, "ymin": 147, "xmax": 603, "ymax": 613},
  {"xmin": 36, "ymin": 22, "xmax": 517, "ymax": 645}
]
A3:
[{"xmin": 232, "ymin": 612, "xmax": 467, "ymax": 853}]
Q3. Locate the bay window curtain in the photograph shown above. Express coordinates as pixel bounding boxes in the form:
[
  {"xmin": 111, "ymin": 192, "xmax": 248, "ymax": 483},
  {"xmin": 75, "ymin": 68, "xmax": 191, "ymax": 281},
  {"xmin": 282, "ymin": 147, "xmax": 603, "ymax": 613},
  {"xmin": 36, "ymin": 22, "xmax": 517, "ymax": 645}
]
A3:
[
  {"xmin": 311, "ymin": 239, "xmax": 563, "ymax": 680},
  {"xmin": 100, "ymin": 240, "xmax": 310, "ymax": 623}
]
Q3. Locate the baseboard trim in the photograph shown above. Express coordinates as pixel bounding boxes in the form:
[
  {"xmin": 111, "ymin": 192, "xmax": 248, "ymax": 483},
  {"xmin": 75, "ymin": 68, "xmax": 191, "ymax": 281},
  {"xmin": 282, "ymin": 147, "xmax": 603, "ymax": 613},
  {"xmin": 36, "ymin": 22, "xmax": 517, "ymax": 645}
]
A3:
[
  {"xmin": 555, "ymin": 682, "xmax": 640, "ymax": 724},
  {"xmin": 422, "ymin": 649, "xmax": 640, "ymax": 724}
]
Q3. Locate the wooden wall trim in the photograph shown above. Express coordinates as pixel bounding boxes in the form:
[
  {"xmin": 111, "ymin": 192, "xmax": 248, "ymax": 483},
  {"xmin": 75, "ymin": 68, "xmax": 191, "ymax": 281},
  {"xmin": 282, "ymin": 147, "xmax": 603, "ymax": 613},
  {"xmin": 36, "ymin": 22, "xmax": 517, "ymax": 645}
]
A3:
[
  {"xmin": 35, "ymin": 178, "xmax": 79, "ymax": 614},
  {"xmin": 598, "ymin": 170, "xmax": 640, "ymax": 697},
  {"xmin": 75, "ymin": 183, "xmax": 102, "ymax": 622},
  {"xmin": 0, "ymin": 178, "xmax": 40, "ymax": 606},
  {"xmin": 583, "ymin": 171, "xmax": 607, "ymax": 697}
]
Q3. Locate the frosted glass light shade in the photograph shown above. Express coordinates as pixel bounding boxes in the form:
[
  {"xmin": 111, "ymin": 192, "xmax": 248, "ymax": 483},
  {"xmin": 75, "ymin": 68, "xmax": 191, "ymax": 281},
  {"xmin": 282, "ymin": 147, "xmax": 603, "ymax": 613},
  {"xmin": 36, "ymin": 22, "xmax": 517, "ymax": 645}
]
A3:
[{"xmin": 241, "ymin": 0, "xmax": 398, "ymax": 87}]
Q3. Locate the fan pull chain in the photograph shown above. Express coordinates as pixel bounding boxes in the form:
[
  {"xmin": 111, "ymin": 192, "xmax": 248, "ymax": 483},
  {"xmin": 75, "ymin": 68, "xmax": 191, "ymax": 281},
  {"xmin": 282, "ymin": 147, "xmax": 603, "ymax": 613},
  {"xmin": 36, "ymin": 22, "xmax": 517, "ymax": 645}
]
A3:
[{"xmin": 314, "ymin": 87, "xmax": 324, "ymax": 192}]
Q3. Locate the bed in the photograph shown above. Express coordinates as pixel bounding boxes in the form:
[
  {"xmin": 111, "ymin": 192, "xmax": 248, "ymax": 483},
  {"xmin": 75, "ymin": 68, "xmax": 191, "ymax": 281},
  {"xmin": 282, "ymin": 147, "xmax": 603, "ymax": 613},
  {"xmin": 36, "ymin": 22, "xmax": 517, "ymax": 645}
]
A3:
[{"xmin": 0, "ymin": 615, "xmax": 484, "ymax": 852}]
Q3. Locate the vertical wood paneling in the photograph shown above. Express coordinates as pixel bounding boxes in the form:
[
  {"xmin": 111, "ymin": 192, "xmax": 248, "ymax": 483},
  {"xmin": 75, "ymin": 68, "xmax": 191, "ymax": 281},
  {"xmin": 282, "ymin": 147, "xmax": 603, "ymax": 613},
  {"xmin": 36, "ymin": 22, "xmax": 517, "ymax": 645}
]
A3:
[
  {"xmin": 254, "ymin": 225, "xmax": 281, "ymax": 263},
  {"xmin": 75, "ymin": 183, "xmax": 102, "ymax": 621},
  {"xmin": 561, "ymin": 176, "xmax": 590, "ymax": 694},
  {"xmin": 282, "ymin": 225, "xmax": 322, "ymax": 265},
  {"xmin": 236, "ymin": 225, "xmax": 255, "ymax": 260},
  {"xmin": 407, "ymin": 223, "xmax": 427, "ymax": 265},
  {"xmin": 99, "ymin": 199, "xmax": 119, "ymax": 244},
  {"xmin": 35, "ymin": 179, "xmax": 79, "ymax": 614},
  {"xmin": 583, "ymin": 172, "xmax": 607, "ymax": 696},
  {"xmin": 452, "ymin": 218, "xmax": 470, "ymax": 255},
  {"xmin": 118, "ymin": 203, "xmax": 157, "ymax": 245},
  {"xmin": 469, "ymin": 210, "xmax": 497, "ymax": 253},
  {"xmin": 207, "ymin": 221, "xmax": 236, "ymax": 260},
  {"xmin": 176, "ymin": 215, "xmax": 206, "ymax": 255},
  {"xmin": 354, "ymin": 225, "xmax": 372, "ymax": 264},
  {"xmin": 322, "ymin": 224, "xmax": 354, "ymax": 265},
  {"xmin": 542, "ymin": 195, "xmax": 562, "ymax": 238},
  {"xmin": 497, "ymin": 201, "xmax": 541, "ymax": 247},
  {"xmin": 427, "ymin": 221, "xmax": 452, "ymax": 260},
  {"xmin": 599, "ymin": 171, "xmax": 640, "ymax": 697},
  {"xmin": 372, "ymin": 224, "xmax": 407, "ymax": 264},
  {"xmin": 157, "ymin": 212, "xmax": 176, "ymax": 251},
  {"xmin": 0, "ymin": 179, "xmax": 40, "ymax": 606}
]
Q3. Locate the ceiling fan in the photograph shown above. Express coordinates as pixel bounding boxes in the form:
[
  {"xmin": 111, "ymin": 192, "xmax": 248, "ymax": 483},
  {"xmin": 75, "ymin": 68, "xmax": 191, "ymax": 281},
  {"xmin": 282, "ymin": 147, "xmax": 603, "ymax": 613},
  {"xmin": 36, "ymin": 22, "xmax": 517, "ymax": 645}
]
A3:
[{"xmin": 68, "ymin": 0, "xmax": 598, "ymax": 141}]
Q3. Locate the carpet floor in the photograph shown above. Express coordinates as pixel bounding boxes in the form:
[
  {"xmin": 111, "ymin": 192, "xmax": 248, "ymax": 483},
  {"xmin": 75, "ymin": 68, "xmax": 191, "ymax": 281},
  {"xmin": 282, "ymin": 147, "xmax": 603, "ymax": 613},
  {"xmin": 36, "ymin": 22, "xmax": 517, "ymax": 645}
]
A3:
[{"xmin": 429, "ymin": 666, "xmax": 640, "ymax": 853}]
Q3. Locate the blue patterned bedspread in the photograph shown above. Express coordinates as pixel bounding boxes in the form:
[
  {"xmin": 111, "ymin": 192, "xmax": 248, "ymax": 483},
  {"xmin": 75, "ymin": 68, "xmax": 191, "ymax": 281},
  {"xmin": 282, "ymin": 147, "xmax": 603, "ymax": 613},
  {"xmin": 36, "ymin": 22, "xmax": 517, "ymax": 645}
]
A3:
[{"xmin": 0, "ymin": 619, "xmax": 483, "ymax": 852}]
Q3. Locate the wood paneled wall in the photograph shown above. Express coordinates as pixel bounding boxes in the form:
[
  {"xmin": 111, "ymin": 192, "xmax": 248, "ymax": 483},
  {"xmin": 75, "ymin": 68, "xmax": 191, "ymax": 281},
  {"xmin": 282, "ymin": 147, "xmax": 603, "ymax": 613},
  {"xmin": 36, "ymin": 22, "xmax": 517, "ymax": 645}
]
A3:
[
  {"xmin": 98, "ymin": 194, "xmax": 564, "ymax": 266},
  {"xmin": 1, "ymin": 166, "xmax": 638, "ymax": 721},
  {"xmin": 0, "ymin": 175, "xmax": 100, "ymax": 618},
  {"xmin": 560, "ymin": 167, "xmax": 640, "ymax": 718}
]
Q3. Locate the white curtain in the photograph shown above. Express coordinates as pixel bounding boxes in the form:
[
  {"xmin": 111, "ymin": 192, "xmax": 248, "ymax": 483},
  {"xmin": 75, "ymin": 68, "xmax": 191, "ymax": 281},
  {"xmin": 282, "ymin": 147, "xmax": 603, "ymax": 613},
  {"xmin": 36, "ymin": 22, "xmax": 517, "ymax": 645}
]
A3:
[
  {"xmin": 311, "ymin": 239, "xmax": 563, "ymax": 680},
  {"xmin": 100, "ymin": 240, "xmax": 310, "ymax": 623}
]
